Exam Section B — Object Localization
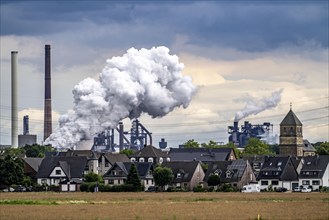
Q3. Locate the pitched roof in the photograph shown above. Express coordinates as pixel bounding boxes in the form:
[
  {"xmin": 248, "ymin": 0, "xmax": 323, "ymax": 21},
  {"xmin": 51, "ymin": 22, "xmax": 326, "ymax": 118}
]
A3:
[
  {"xmin": 299, "ymin": 155, "xmax": 329, "ymax": 179},
  {"xmin": 36, "ymin": 156, "xmax": 88, "ymax": 179},
  {"xmin": 204, "ymin": 160, "xmax": 247, "ymax": 183},
  {"xmin": 280, "ymin": 109, "xmax": 302, "ymax": 126},
  {"xmin": 161, "ymin": 161, "xmax": 200, "ymax": 183},
  {"xmin": 22, "ymin": 157, "xmax": 44, "ymax": 172},
  {"xmin": 103, "ymin": 153, "xmax": 130, "ymax": 165},
  {"xmin": 131, "ymin": 145, "xmax": 168, "ymax": 158},
  {"xmin": 103, "ymin": 162, "xmax": 153, "ymax": 178},
  {"xmin": 303, "ymin": 140, "xmax": 316, "ymax": 152},
  {"xmin": 257, "ymin": 156, "xmax": 298, "ymax": 181},
  {"xmin": 168, "ymin": 148, "xmax": 233, "ymax": 162}
]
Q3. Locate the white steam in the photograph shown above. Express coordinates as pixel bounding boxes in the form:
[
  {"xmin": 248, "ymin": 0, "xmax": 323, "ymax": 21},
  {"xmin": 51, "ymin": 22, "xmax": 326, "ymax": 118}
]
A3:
[
  {"xmin": 234, "ymin": 89, "xmax": 283, "ymax": 122},
  {"xmin": 45, "ymin": 46, "xmax": 197, "ymax": 149}
]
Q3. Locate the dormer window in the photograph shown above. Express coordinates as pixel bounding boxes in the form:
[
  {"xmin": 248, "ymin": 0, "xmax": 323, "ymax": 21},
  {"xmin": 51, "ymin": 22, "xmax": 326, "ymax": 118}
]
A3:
[
  {"xmin": 177, "ymin": 173, "xmax": 182, "ymax": 178},
  {"xmin": 159, "ymin": 157, "xmax": 164, "ymax": 163},
  {"xmin": 148, "ymin": 158, "xmax": 154, "ymax": 163},
  {"xmin": 226, "ymin": 170, "xmax": 232, "ymax": 178},
  {"xmin": 277, "ymin": 162, "xmax": 282, "ymax": 166},
  {"xmin": 131, "ymin": 158, "xmax": 136, "ymax": 162},
  {"xmin": 139, "ymin": 157, "xmax": 145, "ymax": 162}
]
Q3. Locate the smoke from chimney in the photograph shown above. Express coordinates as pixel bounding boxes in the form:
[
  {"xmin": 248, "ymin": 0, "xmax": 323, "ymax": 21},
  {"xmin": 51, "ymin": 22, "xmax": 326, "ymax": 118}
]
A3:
[
  {"xmin": 45, "ymin": 46, "xmax": 197, "ymax": 149},
  {"xmin": 234, "ymin": 89, "xmax": 283, "ymax": 122}
]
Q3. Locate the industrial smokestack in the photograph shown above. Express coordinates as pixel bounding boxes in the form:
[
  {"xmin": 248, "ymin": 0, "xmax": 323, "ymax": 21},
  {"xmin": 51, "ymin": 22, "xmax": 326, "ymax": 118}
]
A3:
[
  {"xmin": 23, "ymin": 115, "xmax": 29, "ymax": 135},
  {"xmin": 11, "ymin": 51, "xmax": 18, "ymax": 148},
  {"xmin": 44, "ymin": 44, "xmax": 52, "ymax": 141}
]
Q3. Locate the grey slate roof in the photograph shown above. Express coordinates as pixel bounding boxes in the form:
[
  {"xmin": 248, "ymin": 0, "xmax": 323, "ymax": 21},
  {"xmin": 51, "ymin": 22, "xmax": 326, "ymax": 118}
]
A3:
[
  {"xmin": 36, "ymin": 156, "xmax": 88, "ymax": 179},
  {"xmin": 161, "ymin": 161, "xmax": 200, "ymax": 183},
  {"xmin": 303, "ymin": 140, "xmax": 316, "ymax": 152},
  {"xmin": 204, "ymin": 159, "xmax": 247, "ymax": 183},
  {"xmin": 280, "ymin": 109, "xmax": 302, "ymax": 126},
  {"xmin": 131, "ymin": 145, "xmax": 168, "ymax": 158},
  {"xmin": 168, "ymin": 148, "xmax": 233, "ymax": 162},
  {"xmin": 103, "ymin": 153, "xmax": 130, "ymax": 165},
  {"xmin": 22, "ymin": 157, "xmax": 44, "ymax": 172},
  {"xmin": 103, "ymin": 162, "xmax": 153, "ymax": 178},
  {"xmin": 257, "ymin": 156, "xmax": 298, "ymax": 181},
  {"xmin": 299, "ymin": 155, "xmax": 329, "ymax": 179}
]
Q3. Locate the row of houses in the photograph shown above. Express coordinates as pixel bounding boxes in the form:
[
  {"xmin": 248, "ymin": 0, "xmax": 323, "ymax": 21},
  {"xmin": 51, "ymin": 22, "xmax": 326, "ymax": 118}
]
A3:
[{"xmin": 23, "ymin": 145, "xmax": 329, "ymax": 192}]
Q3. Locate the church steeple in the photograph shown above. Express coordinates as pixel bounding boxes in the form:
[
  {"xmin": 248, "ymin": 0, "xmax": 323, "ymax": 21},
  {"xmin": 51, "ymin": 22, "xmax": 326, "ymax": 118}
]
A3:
[{"xmin": 279, "ymin": 107, "xmax": 304, "ymax": 157}]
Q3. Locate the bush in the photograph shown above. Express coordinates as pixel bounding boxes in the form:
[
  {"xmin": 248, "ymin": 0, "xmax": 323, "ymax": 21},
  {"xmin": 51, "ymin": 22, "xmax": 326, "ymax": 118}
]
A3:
[
  {"xmin": 193, "ymin": 184, "xmax": 206, "ymax": 192},
  {"xmin": 319, "ymin": 186, "xmax": 329, "ymax": 192},
  {"xmin": 216, "ymin": 183, "xmax": 237, "ymax": 192}
]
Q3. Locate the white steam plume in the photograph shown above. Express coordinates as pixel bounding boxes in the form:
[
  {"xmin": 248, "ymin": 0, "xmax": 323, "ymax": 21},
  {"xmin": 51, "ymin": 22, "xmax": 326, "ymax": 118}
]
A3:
[
  {"xmin": 234, "ymin": 89, "xmax": 283, "ymax": 122},
  {"xmin": 45, "ymin": 46, "xmax": 197, "ymax": 149}
]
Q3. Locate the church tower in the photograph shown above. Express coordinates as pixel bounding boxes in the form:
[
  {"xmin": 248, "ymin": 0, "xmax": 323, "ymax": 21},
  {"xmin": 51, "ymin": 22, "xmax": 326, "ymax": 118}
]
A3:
[{"xmin": 279, "ymin": 107, "xmax": 304, "ymax": 157}]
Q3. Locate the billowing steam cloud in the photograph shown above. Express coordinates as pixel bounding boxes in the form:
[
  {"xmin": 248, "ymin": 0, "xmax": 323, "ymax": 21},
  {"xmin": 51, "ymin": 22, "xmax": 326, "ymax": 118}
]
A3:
[
  {"xmin": 234, "ymin": 89, "xmax": 283, "ymax": 122},
  {"xmin": 45, "ymin": 46, "xmax": 197, "ymax": 149}
]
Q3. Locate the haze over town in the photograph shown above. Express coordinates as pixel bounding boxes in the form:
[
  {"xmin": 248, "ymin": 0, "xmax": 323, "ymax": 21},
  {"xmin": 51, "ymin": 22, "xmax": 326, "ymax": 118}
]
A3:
[{"xmin": 0, "ymin": 0, "xmax": 328, "ymax": 148}]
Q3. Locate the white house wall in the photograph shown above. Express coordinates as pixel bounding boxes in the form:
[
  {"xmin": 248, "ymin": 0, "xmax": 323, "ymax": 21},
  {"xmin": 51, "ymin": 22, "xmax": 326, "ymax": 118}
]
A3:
[
  {"xmin": 49, "ymin": 167, "xmax": 66, "ymax": 178},
  {"xmin": 323, "ymin": 163, "xmax": 329, "ymax": 187}
]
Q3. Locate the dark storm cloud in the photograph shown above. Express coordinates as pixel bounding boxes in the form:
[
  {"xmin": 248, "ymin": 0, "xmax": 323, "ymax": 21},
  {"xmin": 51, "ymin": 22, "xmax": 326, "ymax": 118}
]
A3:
[{"xmin": 1, "ymin": 1, "xmax": 327, "ymax": 51}]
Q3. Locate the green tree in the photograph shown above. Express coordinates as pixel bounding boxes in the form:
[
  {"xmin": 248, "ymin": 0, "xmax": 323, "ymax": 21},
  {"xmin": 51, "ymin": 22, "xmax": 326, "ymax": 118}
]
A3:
[
  {"xmin": 84, "ymin": 172, "xmax": 103, "ymax": 183},
  {"xmin": 126, "ymin": 164, "xmax": 142, "ymax": 191},
  {"xmin": 316, "ymin": 142, "xmax": 329, "ymax": 155},
  {"xmin": 183, "ymin": 139, "xmax": 200, "ymax": 148},
  {"xmin": 120, "ymin": 148, "xmax": 134, "ymax": 156},
  {"xmin": 153, "ymin": 166, "xmax": 173, "ymax": 191},
  {"xmin": 201, "ymin": 140, "xmax": 221, "ymax": 148},
  {"xmin": 242, "ymin": 138, "xmax": 274, "ymax": 156},
  {"xmin": 221, "ymin": 142, "xmax": 242, "ymax": 159},
  {"xmin": 0, "ymin": 155, "xmax": 25, "ymax": 186},
  {"xmin": 24, "ymin": 144, "xmax": 54, "ymax": 157},
  {"xmin": 207, "ymin": 174, "xmax": 220, "ymax": 187}
]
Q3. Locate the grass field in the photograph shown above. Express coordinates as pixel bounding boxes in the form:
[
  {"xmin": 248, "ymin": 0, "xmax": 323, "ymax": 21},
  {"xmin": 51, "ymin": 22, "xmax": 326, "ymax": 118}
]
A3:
[{"xmin": 0, "ymin": 192, "xmax": 328, "ymax": 220}]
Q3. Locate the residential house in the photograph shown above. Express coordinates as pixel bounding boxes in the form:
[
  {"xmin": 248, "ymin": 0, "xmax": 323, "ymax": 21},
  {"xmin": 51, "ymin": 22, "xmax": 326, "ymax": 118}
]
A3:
[
  {"xmin": 129, "ymin": 145, "xmax": 170, "ymax": 165},
  {"xmin": 204, "ymin": 159, "xmax": 256, "ymax": 190},
  {"xmin": 242, "ymin": 155, "xmax": 266, "ymax": 177},
  {"xmin": 103, "ymin": 162, "xmax": 154, "ymax": 190},
  {"xmin": 22, "ymin": 157, "xmax": 44, "ymax": 181},
  {"xmin": 257, "ymin": 156, "xmax": 299, "ymax": 190},
  {"xmin": 161, "ymin": 161, "xmax": 205, "ymax": 191},
  {"xmin": 98, "ymin": 153, "xmax": 130, "ymax": 175},
  {"xmin": 298, "ymin": 155, "xmax": 329, "ymax": 190},
  {"xmin": 168, "ymin": 148, "xmax": 236, "ymax": 163},
  {"xmin": 36, "ymin": 156, "xmax": 88, "ymax": 187}
]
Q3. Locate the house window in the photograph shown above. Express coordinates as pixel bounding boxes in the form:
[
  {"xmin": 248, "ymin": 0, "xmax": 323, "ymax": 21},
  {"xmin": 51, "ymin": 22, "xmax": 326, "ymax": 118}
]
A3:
[
  {"xmin": 263, "ymin": 172, "xmax": 269, "ymax": 176},
  {"xmin": 108, "ymin": 179, "xmax": 114, "ymax": 184},
  {"xmin": 253, "ymin": 163, "xmax": 259, "ymax": 169},
  {"xmin": 177, "ymin": 173, "xmax": 182, "ymax": 178},
  {"xmin": 283, "ymin": 127, "xmax": 286, "ymax": 133},
  {"xmin": 312, "ymin": 180, "xmax": 320, "ymax": 185},
  {"xmin": 139, "ymin": 157, "xmax": 145, "ymax": 162},
  {"xmin": 226, "ymin": 171, "xmax": 232, "ymax": 178},
  {"xmin": 148, "ymin": 170, "xmax": 152, "ymax": 176},
  {"xmin": 41, "ymin": 179, "xmax": 47, "ymax": 184},
  {"xmin": 272, "ymin": 181, "xmax": 279, "ymax": 185},
  {"xmin": 273, "ymin": 172, "xmax": 279, "ymax": 176},
  {"xmin": 131, "ymin": 158, "xmax": 136, "ymax": 162},
  {"xmin": 148, "ymin": 158, "xmax": 154, "ymax": 163},
  {"xmin": 261, "ymin": 181, "xmax": 268, "ymax": 186},
  {"xmin": 302, "ymin": 180, "xmax": 310, "ymax": 185},
  {"xmin": 176, "ymin": 183, "xmax": 181, "ymax": 188},
  {"xmin": 166, "ymin": 157, "xmax": 170, "ymax": 162},
  {"xmin": 111, "ymin": 170, "xmax": 117, "ymax": 175},
  {"xmin": 56, "ymin": 170, "xmax": 61, "ymax": 175},
  {"xmin": 159, "ymin": 157, "xmax": 164, "ymax": 163},
  {"xmin": 313, "ymin": 172, "xmax": 318, "ymax": 175},
  {"xmin": 277, "ymin": 162, "xmax": 282, "ymax": 166},
  {"xmin": 105, "ymin": 162, "xmax": 110, "ymax": 167}
]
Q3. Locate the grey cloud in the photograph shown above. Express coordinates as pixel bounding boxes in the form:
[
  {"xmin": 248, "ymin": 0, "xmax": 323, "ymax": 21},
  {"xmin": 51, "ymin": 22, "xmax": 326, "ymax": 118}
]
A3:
[{"xmin": 1, "ymin": 1, "xmax": 327, "ymax": 52}]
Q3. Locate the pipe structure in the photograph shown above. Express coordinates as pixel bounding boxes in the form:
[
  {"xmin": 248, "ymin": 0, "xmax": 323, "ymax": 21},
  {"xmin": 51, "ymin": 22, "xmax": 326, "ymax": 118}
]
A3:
[
  {"xmin": 11, "ymin": 51, "xmax": 18, "ymax": 148},
  {"xmin": 44, "ymin": 44, "xmax": 52, "ymax": 141}
]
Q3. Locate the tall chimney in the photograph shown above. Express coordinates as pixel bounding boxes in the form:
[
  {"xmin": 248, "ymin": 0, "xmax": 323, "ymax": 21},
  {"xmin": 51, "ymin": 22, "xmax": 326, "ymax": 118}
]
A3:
[
  {"xmin": 23, "ymin": 115, "xmax": 29, "ymax": 135},
  {"xmin": 11, "ymin": 51, "xmax": 18, "ymax": 148},
  {"xmin": 44, "ymin": 44, "xmax": 52, "ymax": 141}
]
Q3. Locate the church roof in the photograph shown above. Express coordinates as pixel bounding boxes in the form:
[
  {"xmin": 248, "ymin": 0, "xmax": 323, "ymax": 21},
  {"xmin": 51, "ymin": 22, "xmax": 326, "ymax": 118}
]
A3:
[{"xmin": 280, "ymin": 109, "xmax": 302, "ymax": 126}]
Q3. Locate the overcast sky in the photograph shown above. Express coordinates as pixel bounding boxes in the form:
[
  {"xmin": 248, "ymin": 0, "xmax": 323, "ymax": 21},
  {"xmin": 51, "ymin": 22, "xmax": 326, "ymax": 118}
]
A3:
[{"xmin": 1, "ymin": 0, "xmax": 328, "ymax": 148}]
